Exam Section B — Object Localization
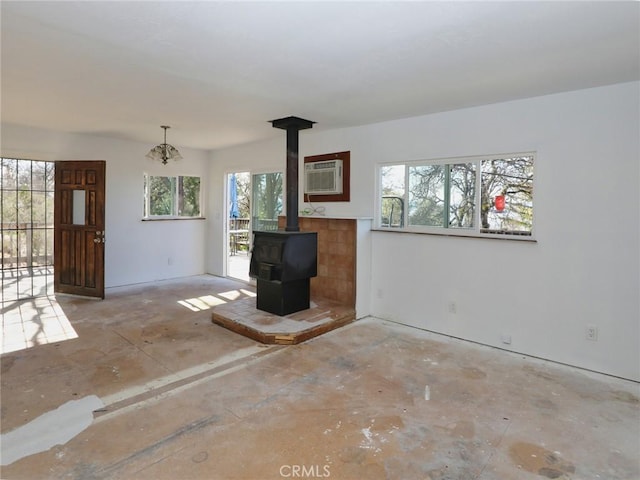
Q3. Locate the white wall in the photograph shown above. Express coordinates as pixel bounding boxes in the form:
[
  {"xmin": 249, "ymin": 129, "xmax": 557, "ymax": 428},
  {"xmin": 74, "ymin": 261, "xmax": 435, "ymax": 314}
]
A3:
[
  {"xmin": 1, "ymin": 124, "xmax": 210, "ymax": 288},
  {"xmin": 367, "ymin": 83, "xmax": 639, "ymax": 382},
  {"xmin": 209, "ymin": 82, "xmax": 639, "ymax": 381}
]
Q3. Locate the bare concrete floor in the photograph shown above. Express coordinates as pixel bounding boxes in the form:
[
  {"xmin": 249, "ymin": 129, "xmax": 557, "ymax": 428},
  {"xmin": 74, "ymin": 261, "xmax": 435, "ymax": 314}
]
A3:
[{"xmin": 1, "ymin": 275, "xmax": 639, "ymax": 479}]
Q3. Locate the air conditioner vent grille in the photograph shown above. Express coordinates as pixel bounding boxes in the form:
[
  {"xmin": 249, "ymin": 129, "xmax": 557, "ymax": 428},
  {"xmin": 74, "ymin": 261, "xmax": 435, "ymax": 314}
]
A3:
[{"xmin": 304, "ymin": 160, "xmax": 343, "ymax": 195}]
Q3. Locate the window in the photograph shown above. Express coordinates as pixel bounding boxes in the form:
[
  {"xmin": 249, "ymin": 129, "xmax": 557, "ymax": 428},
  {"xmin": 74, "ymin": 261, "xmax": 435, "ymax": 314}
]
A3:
[
  {"xmin": 143, "ymin": 174, "xmax": 202, "ymax": 219},
  {"xmin": 379, "ymin": 153, "xmax": 534, "ymax": 238}
]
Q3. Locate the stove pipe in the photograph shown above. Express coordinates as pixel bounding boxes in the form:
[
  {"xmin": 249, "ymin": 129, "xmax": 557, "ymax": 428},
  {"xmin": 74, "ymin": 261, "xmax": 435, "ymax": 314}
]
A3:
[{"xmin": 270, "ymin": 116, "xmax": 315, "ymax": 231}]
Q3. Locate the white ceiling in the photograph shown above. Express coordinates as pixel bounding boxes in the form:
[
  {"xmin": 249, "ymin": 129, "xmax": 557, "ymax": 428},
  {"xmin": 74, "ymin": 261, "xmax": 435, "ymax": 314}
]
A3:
[{"xmin": 2, "ymin": 1, "xmax": 639, "ymax": 151}]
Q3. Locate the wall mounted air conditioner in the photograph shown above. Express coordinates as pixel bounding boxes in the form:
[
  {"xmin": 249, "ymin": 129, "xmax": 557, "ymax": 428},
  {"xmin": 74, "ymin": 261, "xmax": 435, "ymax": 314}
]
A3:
[{"xmin": 304, "ymin": 159, "xmax": 343, "ymax": 195}]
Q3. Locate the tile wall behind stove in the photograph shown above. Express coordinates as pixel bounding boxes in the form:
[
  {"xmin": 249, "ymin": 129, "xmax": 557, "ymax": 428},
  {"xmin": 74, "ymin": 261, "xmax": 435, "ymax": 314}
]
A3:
[{"xmin": 278, "ymin": 216, "xmax": 356, "ymax": 307}]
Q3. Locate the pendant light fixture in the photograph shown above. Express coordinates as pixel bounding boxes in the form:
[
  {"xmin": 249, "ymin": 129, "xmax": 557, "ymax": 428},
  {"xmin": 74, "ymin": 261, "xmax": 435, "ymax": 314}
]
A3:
[{"xmin": 146, "ymin": 125, "xmax": 182, "ymax": 164}]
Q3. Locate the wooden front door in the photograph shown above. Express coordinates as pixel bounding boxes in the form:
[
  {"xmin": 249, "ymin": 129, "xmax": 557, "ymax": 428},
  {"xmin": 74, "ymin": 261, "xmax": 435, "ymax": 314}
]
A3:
[{"xmin": 54, "ymin": 161, "xmax": 106, "ymax": 298}]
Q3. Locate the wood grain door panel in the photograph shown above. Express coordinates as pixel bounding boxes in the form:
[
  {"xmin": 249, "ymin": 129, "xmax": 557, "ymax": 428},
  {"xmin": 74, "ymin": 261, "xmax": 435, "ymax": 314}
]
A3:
[{"xmin": 54, "ymin": 161, "xmax": 105, "ymax": 298}]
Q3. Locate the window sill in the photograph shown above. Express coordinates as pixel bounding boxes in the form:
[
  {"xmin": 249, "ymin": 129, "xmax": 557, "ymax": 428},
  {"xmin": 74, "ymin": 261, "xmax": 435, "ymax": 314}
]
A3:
[
  {"xmin": 142, "ymin": 217, "xmax": 206, "ymax": 222},
  {"xmin": 372, "ymin": 227, "xmax": 537, "ymax": 242}
]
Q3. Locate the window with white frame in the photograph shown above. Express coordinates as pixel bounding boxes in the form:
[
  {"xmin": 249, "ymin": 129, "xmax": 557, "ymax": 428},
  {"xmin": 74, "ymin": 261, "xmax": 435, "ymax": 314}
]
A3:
[
  {"xmin": 379, "ymin": 153, "xmax": 534, "ymax": 238},
  {"xmin": 143, "ymin": 174, "xmax": 202, "ymax": 219}
]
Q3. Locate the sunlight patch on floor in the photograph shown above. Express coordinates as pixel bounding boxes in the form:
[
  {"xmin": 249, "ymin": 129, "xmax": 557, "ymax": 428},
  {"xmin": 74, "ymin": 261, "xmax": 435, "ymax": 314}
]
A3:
[
  {"xmin": 178, "ymin": 295, "xmax": 227, "ymax": 312},
  {"xmin": 219, "ymin": 290, "xmax": 242, "ymax": 301},
  {"xmin": 177, "ymin": 289, "xmax": 257, "ymax": 312},
  {"xmin": 1, "ymin": 297, "xmax": 78, "ymax": 354}
]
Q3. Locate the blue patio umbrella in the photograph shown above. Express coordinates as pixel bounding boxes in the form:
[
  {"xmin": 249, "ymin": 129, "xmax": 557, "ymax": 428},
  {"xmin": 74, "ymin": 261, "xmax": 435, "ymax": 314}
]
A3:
[{"xmin": 229, "ymin": 174, "xmax": 239, "ymax": 220}]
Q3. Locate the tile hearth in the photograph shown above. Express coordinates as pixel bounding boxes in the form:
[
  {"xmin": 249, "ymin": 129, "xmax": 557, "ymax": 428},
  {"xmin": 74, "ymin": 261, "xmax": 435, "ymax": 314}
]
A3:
[{"xmin": 212, "ymin": 296, "xmax": 356, "ymax": 344}]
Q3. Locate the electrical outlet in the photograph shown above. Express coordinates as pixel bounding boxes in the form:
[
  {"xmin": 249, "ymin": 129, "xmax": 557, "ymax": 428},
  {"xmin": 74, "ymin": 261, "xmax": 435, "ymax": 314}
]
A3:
[
  {"xmin": 448, "ymin": 301, "xmax": 457, "ymax": 314},
  {"xmin": 586, "ymin": 325, "xmax": 598, "ymax": 341},
  {"xmin": 501, "ymin": 334, "xmax": 512, "ymax": 345}
]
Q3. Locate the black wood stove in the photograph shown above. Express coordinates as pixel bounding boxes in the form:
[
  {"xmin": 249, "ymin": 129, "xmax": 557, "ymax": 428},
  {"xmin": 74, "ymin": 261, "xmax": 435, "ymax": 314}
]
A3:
[
  {"xmin": 249, "ymin": 230, "xmax": 317, "ymax": 315},
  {"xmin": 249, "ymin": 116, "xmax": 317, "ymax": 316}
]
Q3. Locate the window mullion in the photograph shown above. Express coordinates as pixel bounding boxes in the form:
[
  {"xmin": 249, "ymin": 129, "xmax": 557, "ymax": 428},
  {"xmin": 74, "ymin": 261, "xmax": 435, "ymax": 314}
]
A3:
[
  {"xmin": 172, "ymin": 176, "xmax": 178, "ymax": 216},
  {"xmin": 404, "ymin": 165, "xmax": 410, "ymax": 228},
  {"xmin": 443, "ymin": 164, "xmax": 451, "ymax": 228},
  {"xmin": 176, "ymin": 176, "xmax": 181, "ymax": 216},
  {"xmin": 475, "ymin": 160, "xmax": 482, "ymax": 233},
  {"xmin": 143, "ymin": 174, "xmax": 148, "ymax": 218}
]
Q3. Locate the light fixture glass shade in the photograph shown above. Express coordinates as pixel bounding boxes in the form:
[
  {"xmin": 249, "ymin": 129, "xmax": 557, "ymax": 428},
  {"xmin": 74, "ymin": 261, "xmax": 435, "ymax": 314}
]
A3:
[
  {"xmin": 146, "ymin": 125, "xmax": 182, "ymax": 164},
  {"xmin": 145, "ymin": 144, "xmax": 183, "ymax": 164}
]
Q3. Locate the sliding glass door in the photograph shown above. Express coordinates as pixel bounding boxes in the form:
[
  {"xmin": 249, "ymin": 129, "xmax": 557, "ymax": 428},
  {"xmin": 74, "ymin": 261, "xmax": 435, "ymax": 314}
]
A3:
[
  {"xmin": 251, "ymin": 172, "xmax": 282, "ymax": 233},
  {"xmin": 225, "ymin": 171, "xmax": 282, "ymax": 282}
]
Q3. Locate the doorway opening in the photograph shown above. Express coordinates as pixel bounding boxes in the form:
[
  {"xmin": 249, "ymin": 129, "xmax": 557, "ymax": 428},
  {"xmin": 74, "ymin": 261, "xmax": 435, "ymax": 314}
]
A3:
[
  {"xmin": 226, "ymin": 171, "xmax": 283, "ymax": 282},
  {"xmin": 2, "ymin": 159, "xmax": 104, "ymax": 354},
  {"xmin": 227, "ymin": 172, "xmax": 251, "ymax": 282},
  {"xmin": 0, "ymin": 159, "xmax": 78, "ymax": 355},
  {"xmin": 1, "ymin": 158, "xmax": 55, "ymax": 302}
]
